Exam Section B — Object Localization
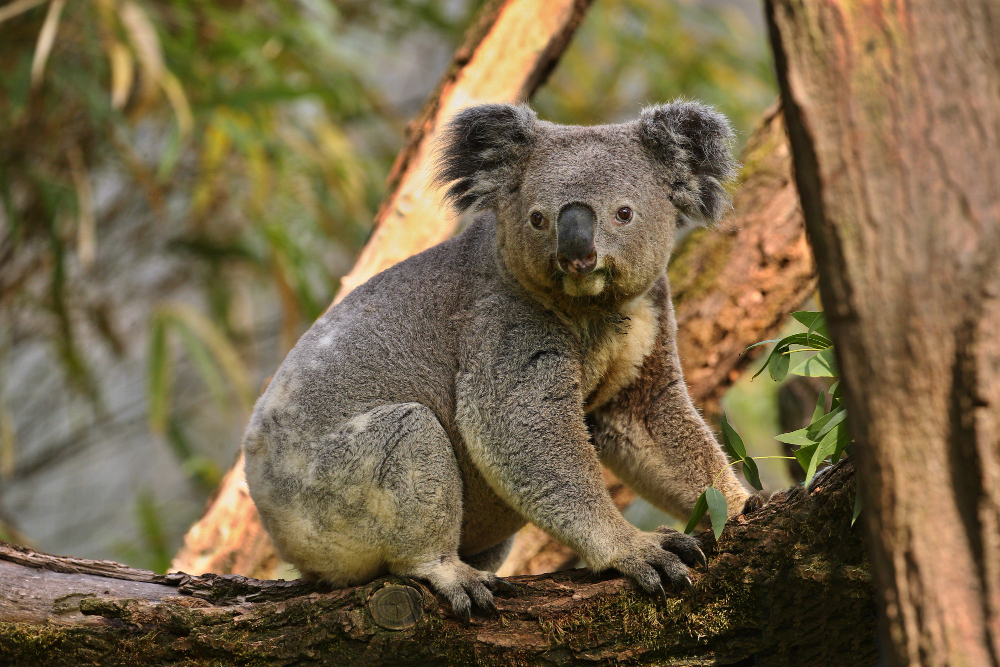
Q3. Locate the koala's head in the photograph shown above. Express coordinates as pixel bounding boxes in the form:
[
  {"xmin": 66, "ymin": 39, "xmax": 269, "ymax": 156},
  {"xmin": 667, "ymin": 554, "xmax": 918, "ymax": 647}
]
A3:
[{"xmin": 434, "ymin": 101, "xmax": 737, "ymax": 305}]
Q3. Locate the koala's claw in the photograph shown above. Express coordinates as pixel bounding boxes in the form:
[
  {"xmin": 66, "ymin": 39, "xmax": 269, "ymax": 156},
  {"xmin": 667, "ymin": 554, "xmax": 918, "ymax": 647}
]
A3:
[
  {"xmin": 428, "ymin": 564, "xmax": 502, "ymax": 624},
  {"xmin": 655, "ymin": 526, "xmax": 709, "ymax": 570},
  {"xmin": 742, "ymin": 493, "xmax": 768, "ymax": 515},
  {"xmin": 452, "ymin": 596, "xmax": 472, "ymax": 625},
  {"xmin": 484, "ymin": 574, "xmax": 518, "ymax": 597},
  {"xmin": 613, "ymin": 531, "xmax": 697, "ymax": 599}
]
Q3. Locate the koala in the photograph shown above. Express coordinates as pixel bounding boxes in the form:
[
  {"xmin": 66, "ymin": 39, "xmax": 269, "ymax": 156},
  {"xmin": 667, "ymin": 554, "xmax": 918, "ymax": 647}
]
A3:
[{"xmin": 243, "ymin": 101, "xmax": 750, "ymax": 622}]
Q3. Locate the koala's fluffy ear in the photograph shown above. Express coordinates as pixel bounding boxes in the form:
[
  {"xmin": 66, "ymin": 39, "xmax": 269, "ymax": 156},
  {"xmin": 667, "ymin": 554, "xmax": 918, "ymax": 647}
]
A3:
[
  {"xmin": 638, "ymin": 101, "xmax": 738, "ymax": 225},
  {"xmin": 434, "ymin": 103, "xmax": 537, "ymax": 214}
]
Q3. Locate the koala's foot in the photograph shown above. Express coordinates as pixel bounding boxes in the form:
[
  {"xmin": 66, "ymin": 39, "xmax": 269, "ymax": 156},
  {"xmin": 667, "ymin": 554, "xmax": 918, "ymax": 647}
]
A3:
[
  {"xmin": 742, "ymin": 493, "xmax": 769, "ymax": 515},
  {"xmin": 608, "ymin": 527, "xmax": 707, "ymax": 598},
  {"xmin": 408, "ymin": 556, "xmax": 506, "ymax": 624}
]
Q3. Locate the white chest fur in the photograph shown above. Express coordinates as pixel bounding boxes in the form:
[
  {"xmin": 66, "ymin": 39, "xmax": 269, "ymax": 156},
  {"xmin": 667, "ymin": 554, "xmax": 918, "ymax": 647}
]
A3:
[{"xmin": 579, "ymin": 294, "xmax": 661, "ymax": 412}]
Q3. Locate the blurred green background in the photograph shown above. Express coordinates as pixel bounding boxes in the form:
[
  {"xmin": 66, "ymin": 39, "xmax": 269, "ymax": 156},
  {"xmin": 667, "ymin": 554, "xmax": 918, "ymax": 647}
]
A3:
[{"xmin": 0, "ymin": 0, "xmax": 785, "ymax": 572}]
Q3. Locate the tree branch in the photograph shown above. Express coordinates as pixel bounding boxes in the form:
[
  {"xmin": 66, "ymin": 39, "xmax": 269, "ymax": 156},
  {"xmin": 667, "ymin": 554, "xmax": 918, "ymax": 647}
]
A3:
[{"xmin": 1, "ymin": 461, "xmax": 873, "ymax": 666}]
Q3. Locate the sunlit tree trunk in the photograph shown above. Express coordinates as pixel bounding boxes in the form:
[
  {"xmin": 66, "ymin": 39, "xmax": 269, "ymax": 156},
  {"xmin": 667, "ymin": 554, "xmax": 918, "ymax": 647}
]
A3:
[{"xmin": 767, "ymin": 1, "xmax": 1000, "ymax": 664}]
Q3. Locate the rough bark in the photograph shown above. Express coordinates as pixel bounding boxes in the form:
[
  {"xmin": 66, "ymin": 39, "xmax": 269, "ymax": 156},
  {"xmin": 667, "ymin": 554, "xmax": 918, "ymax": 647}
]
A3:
[
  {"xmin": 171, "ymin": 0, "xmax": 595, "ymax": 579},
  {"xmin": 767, "ymin": 1, "xmax": 1000, "ymax": 665},
  {"xmin": 1, "ymin": 461, "xmax": 873, "ymax": 666}
]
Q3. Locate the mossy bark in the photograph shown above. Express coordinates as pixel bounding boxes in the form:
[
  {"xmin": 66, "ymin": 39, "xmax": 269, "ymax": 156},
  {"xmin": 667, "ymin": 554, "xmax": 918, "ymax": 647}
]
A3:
[{"xmin": 1, "ymin": 460, "xmax": 874, "ymax": 666}]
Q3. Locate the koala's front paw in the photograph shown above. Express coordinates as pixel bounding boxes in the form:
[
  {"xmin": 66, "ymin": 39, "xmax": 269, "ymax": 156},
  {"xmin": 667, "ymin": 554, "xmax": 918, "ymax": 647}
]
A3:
[
  {"xmin": 741, "ymin": 492, "xmax": 769, "ymax": 515},
  {"xmin": 609, "ymin": 528, "xmax": 707, "ymax": 597}
]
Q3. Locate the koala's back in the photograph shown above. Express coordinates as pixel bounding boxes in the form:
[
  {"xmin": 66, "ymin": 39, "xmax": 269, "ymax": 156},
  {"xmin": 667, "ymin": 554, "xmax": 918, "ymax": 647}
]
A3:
[
  {"xmin": 251, "ymin": 216, "xmax": 495, "ymax": 440},
  {"xmin": 242, "ymin": 213, "xmax": 537, "ymax": 584}
]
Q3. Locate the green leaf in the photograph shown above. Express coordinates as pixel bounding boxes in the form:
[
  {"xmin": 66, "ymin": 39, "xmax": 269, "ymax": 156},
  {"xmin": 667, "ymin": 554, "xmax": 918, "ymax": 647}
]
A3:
[
  {"xmin": 804, "ymin": 424, "xmax": 842, "ymax": 487},
  {"xmin": 775, "ymin": 407, "xmax": 844, "ymax": 446},
  {"xmin": 705, "ymin": 486, "xmax": 729, "ymax": 540},
  {"xmin": 790, "ymin": 348, "xmax": 838, "ymax": 377},
  {"xmin": 830, "ymin": 380, "xmax": 842, "ymax": 408},
  {"xmin": 852, "ymin": 485, "xmax": 863, "ymax": 526},
  {"xmin": 814, "ymin": 407, "xmax": 848, "ymax": 440},
  {"xmin": 720, "ymin": 412, "xmax": 746, "ymax": 461},
  {"xmin": 779, "ymin": 429, "xmax": 819, "ymax": 447},
  {"xmin": 744, "ymin": 338, "xmax": 783, "ymax": 353},
  {"xmin": 831, "ymin": 422, "xmax": 852, "ymax": 463},
  {"xmin": 768, "ymin": 345, "xmax": 790, "ymax": 381},
  {"xmin": 748, "ymin": 332, "xmax": 834, "ymax": 380},
  {"xmin": 812, "ymin": 389, "xmax": 827, "ymax": 423},
  {"xmin": 773, "ymin": 332, "xmax": 834, "ymax": 349},
  {"xmin": 791, "ymin": 310, "xmax": 829, "ymax": 338},
  {"xmin": 794, "ymin": 443, "xmax": 817, "ymax": 472},
  {"xmin": 684, "ymin": 491, "xmax": 709, "ymax": 534},
  {"xmin": 744, "ymin": 332, "xmax": 833, "ymax": 354},
  {"xmin": 742, "ymin": 456, "xmax": 763, "ymax": 491}
]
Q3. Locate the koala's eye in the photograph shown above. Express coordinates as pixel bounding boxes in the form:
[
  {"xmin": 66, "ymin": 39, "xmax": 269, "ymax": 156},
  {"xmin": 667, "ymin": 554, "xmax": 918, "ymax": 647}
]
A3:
[
  {"xmin": 529, "ymin": 211, "xmax": 548, "ymax": 230},
  {"xmin": 615, "ymin": 206, "xmax": 633, "ymax": 224}
]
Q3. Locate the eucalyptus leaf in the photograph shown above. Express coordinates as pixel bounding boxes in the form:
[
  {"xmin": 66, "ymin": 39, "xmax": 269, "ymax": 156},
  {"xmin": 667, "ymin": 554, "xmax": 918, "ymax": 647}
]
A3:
[
  {"xmin": 750, "ymin": 332, "xmax": 834, "ymax": 380},
  {"xmin": 830, "ymin": 380, "xmax": 842, "ymax": 408},
  {"xmin": 812, "ymin": 389, "xmax": 827, "ymax": 423},
  {"xmin": 721, "ymin": 413, "xmax": 746, "ymax": 461},
  {"xmin": 794, "ymin": 443, "xmax": 817, "ymax": 472},
  {"xmin": 705, "ymin": 486, "xmax": 729, "ymax": 540},
  {"xmin": 804, "ymin": 425, "xmax": 841, "ymax": 487},
  {"xmin": 778, "ymin": 429, "xmax": 819, "ymax": 447},
  {"xmin": 791, "ymin": 310, "xmax": 829, "ymax": 338},
  {"xmin": 684, "ymin": 491, "xmax": 709, "ymax": 534},
  {"xmin": 776, "ymin": 407, "xmax": 843, "ymax": 446},
  {"xmin": 744, "ymin": 338, "xmax": 783, "ymax": 352},
  {"xmin": 742, "ymin": 456, "xmax": 763, "ymax": 491},
  {"xmin": 814, "ymin": 406, "xmax": 848, "ymax": 440},
  {"xmin": 790, "ymin": 347, "xmax": 838, "ymax": 377},
  {"xmin": 768, "ymin": 346, "xmax": 790, "ymax": 381},
  {"xmin": 831, "ymin": 423, "xmax": 852, "ymax": 463},
  {"xmin": 745, "ymin": 332, "xmax": 833, "ymax": 354}
]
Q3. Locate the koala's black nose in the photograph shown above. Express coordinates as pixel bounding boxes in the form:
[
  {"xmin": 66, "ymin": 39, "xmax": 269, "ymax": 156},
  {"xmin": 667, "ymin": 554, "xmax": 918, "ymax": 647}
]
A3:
[{"xmin": 556, "ymin": 203, "xmax": 597, "ymax": 275}]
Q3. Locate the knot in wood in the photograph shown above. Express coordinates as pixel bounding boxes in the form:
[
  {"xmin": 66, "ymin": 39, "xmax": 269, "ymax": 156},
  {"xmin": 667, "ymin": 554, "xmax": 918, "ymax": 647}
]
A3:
[{"xmin": 368, "ymin": 584, "xmax": 422, "ymax": 630}]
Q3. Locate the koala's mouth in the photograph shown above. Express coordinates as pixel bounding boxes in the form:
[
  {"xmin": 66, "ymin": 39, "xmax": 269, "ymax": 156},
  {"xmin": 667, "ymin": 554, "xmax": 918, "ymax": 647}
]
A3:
[{"xmin": 558, "ymin": 265, "xmax": 610, "ymax": 298}]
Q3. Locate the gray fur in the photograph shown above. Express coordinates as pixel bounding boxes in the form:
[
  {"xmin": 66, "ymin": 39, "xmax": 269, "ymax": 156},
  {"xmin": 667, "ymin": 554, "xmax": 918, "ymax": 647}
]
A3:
[{"xmin": 244, "ymin": 101, "xmax": 748, "ymax": 620}]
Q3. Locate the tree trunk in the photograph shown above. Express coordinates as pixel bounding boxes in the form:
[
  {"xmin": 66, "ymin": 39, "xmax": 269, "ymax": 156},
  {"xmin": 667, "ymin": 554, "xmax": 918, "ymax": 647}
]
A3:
[
  {"xmin": 767, "ymin": 1, "xmax": 1000, "ymax": 664},
  {"xmin": 1, "ymin": 461, "xmax": 873, "ymax": 666}
]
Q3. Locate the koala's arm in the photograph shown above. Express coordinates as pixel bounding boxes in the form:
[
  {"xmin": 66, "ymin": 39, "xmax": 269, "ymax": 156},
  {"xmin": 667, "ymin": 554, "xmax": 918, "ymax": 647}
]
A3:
[
  {"xmin": 456, "ymin": 345, "xmax": 640, "ymax": 570},
  {"xmin": 591, "ymin": 296, "xmax": 749, "ymax": 519}
]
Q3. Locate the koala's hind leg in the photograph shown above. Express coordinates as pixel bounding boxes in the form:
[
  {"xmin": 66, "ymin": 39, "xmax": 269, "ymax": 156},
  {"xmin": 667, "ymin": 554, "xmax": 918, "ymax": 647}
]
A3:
[
  {"xmin": 462, "ymin": 534, "xmax": 516, "ymax": 573},
  {"xmin": 317, "ymin": 402, "xmax": 504, "ymax": 622}
]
